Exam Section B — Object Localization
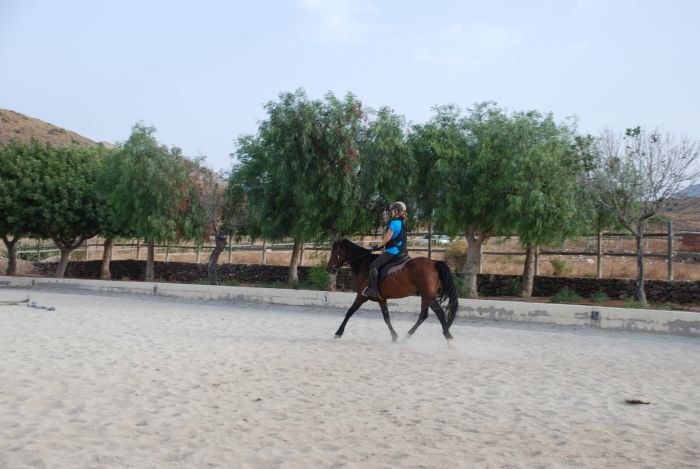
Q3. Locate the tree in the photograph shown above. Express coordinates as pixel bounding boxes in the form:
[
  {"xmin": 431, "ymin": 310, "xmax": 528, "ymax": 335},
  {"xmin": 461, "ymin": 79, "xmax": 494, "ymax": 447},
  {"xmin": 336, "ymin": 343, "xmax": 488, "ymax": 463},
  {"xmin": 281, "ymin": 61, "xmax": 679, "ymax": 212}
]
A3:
[
  {"xmin": 506, "ymin": 113, "xmax": 588, "ymax": 297},
  {"xmin": 36, "ymin": 144, "xmax": 104, "ymax": 278},
  {"xmin": 0, "ymin": 140, "xmax": 44, "ymax": 275},
  {"xmin": 588, "ymin": 127, "xmax": 700, "ymax": 304},
  {"xmin": 357, "ymin": 107, "xmax": 413, "ymax": 230},
  {"xmin": 429, "ymin": 103, "xmax": 519, "ymax": 298},
  {"xmin": 409, "ymin": 111, "xmax": 458, "ymax": 248},
  {"xmin": 96, "ymin": 147, "xmax": 131, "ymax": 280},
  {"xmin": 109, "ymin": 123, "xmax": 206, "ymax": 282},
  {"xmin": 233, "ymin": 89, "xmax": 369, "ymax": 285},
  {"xmin": 190, "ymin": 165, "xmax": 238, "ymax": 285}
]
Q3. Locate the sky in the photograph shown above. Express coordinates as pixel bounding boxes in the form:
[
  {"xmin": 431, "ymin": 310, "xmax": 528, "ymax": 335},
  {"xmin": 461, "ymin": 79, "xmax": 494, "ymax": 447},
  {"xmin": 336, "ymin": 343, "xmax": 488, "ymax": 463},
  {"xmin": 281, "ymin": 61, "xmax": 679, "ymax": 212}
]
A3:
[{"xmin": 1, "ymin": 0, "xmax": 699, "ymax": 172}]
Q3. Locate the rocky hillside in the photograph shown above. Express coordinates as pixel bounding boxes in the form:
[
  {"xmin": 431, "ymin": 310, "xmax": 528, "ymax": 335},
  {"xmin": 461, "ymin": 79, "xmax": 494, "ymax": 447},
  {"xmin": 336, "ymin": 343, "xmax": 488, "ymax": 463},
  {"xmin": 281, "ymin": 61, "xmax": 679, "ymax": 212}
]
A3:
[{"xmin": 0, "ymin": 109, "xmax": 114, "ymax": 148}]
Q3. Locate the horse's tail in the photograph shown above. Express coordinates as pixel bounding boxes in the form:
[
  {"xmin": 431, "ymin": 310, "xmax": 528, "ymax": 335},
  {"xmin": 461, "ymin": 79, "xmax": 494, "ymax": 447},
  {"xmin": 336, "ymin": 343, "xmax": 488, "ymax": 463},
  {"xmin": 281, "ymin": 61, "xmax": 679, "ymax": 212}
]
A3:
[{"xmin": 435, "ymin": 261, "xmax": 459, "ymax": 328}]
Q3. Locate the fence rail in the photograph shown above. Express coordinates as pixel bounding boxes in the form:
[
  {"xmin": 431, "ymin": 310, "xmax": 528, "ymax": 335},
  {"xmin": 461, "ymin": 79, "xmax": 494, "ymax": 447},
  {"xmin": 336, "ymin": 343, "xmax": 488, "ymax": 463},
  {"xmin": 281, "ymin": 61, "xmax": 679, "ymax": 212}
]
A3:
[{"xmin": 6, "ymin": 221, "xmax": 700, "ymax": 280}]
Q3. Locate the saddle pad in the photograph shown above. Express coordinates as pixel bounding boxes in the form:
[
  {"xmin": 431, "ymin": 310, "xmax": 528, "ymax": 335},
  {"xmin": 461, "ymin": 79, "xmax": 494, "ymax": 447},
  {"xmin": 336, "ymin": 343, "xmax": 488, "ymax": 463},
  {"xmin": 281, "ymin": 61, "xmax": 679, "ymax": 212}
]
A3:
[{"xmin": 379, "ymin": 257, "xmax": 411, "ymax": 282}]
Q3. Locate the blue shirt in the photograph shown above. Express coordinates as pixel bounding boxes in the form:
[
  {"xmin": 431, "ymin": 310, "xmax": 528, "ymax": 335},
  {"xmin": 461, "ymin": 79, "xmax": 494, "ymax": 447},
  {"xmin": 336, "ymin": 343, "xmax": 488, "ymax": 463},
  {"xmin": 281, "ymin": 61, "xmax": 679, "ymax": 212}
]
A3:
[{"xmin": 386, "ymin": 219, "xmax": 403, "ymax": 255}]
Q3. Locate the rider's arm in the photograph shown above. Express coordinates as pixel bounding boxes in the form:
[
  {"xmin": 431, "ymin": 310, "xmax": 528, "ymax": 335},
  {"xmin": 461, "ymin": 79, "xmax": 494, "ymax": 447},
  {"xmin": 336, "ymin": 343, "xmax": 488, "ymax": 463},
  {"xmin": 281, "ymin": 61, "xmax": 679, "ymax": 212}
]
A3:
[{"xmin": 378, "ymin": 229, "xmax": 394, "ymax": 248}]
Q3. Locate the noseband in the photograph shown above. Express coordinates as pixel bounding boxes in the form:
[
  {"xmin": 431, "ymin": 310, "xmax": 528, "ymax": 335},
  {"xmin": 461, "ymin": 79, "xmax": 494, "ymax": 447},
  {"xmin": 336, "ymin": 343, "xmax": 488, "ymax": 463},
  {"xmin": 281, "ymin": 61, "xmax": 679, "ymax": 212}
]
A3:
[{"xmin": 330, "ymin": 246, "xmax": 371, "ymax": 272}]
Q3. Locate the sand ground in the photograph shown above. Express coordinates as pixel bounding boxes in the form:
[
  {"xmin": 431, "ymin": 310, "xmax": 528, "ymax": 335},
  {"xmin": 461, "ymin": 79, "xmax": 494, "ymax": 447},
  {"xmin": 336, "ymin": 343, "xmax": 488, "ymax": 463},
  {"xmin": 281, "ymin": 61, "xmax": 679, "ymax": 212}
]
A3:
[{"xmin": 1, "ymin": 288, "xmax": 699, "ymax": 468}]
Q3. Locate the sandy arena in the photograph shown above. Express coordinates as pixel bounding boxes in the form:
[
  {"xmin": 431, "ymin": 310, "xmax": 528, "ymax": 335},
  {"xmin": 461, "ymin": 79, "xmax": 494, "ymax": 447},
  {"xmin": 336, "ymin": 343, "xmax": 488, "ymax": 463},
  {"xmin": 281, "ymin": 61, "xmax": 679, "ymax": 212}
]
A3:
[{"xmin": 1, "ymin": 289, "xmax": 699, "ymax": 468}]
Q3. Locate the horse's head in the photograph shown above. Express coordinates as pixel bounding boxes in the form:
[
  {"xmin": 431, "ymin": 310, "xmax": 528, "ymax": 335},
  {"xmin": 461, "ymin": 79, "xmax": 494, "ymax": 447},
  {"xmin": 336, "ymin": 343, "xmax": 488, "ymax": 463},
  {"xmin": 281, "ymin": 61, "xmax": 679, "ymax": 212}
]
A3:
[{"xmin": 326, "ymin": 239, "xmax": 349, "ymax": 274}]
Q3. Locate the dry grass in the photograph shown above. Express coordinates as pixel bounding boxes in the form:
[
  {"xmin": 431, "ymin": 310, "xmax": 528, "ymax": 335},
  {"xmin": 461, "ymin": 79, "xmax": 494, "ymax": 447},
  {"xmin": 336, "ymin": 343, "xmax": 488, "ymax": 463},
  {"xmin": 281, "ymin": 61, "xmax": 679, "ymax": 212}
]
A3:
[{"xmin": 0, "ymin": 109, "xmax": 111, "ymax": 147}]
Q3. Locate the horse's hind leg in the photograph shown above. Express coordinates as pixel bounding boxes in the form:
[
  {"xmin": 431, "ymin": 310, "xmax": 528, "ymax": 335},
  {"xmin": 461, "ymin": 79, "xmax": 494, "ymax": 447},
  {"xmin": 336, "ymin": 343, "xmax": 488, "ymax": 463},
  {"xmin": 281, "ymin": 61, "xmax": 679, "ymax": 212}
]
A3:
[
  {"xmin": 406, "ymin": 301, "xmax": 429, "ymax": 338},
  {"xmin": 378, "ymin": 300, "xmax": 399, "ymax": 342},
  {"xmin": 429, "ymin": 299, "xmax": 454, "ymax": 341}
]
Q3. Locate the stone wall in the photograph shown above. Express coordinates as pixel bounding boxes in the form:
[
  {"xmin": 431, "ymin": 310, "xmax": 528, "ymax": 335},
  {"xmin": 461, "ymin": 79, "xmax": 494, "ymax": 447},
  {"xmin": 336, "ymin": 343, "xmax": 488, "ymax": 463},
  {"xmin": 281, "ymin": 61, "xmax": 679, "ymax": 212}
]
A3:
[
  {"xmin": 33, "ymin": 260, "xmax": 700, "ymax": 303},
  {"xmin": 477, "ymin": 273, "xmax": 700, "ymax": 304},
  {"xmin": 34, "ymin": 260, "xmax": 356, "ymax": 290}
]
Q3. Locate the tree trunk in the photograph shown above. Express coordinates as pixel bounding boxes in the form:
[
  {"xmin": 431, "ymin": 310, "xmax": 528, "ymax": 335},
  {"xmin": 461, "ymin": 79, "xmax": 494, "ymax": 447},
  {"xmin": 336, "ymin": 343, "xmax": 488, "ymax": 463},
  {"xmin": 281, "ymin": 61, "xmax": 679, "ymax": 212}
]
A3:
[
  {"xmin": 462, "ymin": 233, "xmax": 484, "ymax": 298},
  {"xmin": 146, "ymin": 241, "xmax": 155, "ymax": 282},
  {"xmin": 2, "ymin": 236, "xmax": 18, "ymax": 276},
  {"xmin": 288, "ymin": 238, "xmax": 303, "ymax": 286},
  {"xmin": 100, "ymin": 238, "xmax": 113, "ymax": 280},
  {"xmin": 328, "ymin": 271, "xmax": 337, "ymax": 292},
  {"xmin": 635, "ymin": 232, "xmax": 647, "ymax": 305},
  {"xmin": 521, "ymin": 244, "xmax": 536, "ymax": 297},
  {"xmin": 51, "ymin": 236, "xmax": 86, "ymax": 278},
  {"xmin": 55, "ymin": 248, "xmax": 73, "ymax": 278},
  {"xmin": 207, "ymin": 230, "xmax": 227, "ymax": 285}
]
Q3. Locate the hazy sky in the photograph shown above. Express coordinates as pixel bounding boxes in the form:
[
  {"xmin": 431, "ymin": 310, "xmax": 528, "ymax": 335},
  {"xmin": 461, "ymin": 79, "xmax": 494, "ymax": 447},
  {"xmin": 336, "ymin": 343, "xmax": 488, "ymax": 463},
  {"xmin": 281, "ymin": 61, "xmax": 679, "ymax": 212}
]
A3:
[{"xmin": 1, "ymin": 0, "xmax": 698, "ymax": 171}]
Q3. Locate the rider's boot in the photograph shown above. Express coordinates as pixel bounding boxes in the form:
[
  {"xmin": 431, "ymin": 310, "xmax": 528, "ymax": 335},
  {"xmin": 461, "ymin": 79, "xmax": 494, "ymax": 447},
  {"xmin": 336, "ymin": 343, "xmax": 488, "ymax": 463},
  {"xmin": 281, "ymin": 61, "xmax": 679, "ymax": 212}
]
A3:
[{"xmin": 363, "ymin": 268, "xmax": 381, "ymax": 300}]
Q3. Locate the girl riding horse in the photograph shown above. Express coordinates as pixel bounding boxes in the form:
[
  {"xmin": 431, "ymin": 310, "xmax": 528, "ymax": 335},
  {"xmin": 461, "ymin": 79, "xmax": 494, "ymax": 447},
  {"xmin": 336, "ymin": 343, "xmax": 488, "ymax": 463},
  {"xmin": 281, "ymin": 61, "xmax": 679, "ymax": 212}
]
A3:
[{"xmin": 327, "ymin": 203, "xmax": 459, "ymax": 342}]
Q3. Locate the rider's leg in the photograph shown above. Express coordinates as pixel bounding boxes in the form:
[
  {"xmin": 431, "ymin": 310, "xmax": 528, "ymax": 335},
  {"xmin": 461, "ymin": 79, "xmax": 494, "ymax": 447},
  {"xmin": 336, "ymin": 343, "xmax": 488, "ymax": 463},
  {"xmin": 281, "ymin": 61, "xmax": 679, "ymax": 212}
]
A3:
[{"xmin": 365, "ymin": 252, "xmax": 394, "ymax": 299}]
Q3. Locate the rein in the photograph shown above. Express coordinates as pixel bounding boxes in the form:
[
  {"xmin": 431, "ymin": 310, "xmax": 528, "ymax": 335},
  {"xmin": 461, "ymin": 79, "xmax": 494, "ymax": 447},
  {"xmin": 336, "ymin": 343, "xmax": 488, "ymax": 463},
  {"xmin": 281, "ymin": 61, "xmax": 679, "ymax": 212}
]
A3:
[{"xmin": 334, "ymin": 245, "xmax": 372, "ymax": 270}]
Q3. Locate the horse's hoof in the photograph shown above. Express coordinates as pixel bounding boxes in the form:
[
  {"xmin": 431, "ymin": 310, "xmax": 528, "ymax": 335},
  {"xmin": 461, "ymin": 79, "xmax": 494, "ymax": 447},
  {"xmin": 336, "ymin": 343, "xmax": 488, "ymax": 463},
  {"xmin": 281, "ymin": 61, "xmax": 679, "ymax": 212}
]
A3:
[
  {"xmin": 404, "ymin": 333, "xmax": 413, "ymax": 341},
  {"xmin": 391, "ymin": 335, "xmax": 398, "ymax": 343},
  {"xmin": 334, "ymin": 334, "xmax": 342, "ymax": 339}
]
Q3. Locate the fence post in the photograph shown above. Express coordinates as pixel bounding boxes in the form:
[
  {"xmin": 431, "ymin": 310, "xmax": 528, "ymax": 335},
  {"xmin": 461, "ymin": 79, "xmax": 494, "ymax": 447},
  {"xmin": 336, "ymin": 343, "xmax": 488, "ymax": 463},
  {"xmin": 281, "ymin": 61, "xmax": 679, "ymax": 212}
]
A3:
[
  {"xmin": 262, "ymin": 240, "xmax": 267, "ymax": 265},
  {"xmin": 534, "ymin": 247, "xmax": 540, "ymax": 276},
  {"xmin": 84, "ymin": 241, "xmax": 89, "ymax": 261},
  {"xmin": 428, "ymin": 224, "xmax": 432, "ymax": 259},
  {"xmin": 300, "ymin": 244, "xmax": 305, "ymax": 267},
  {"xmin": 36, "ymin": 239, "xmax": 41, "ymax": 260},
  {"xmin": 228, "ymin": 235, "xmax": 233, "ymax": 263},
  {"xmin": 196, "ymin": 243, "xmax": 201, "ymax": 264},
  {"xmin": 165, "ymin": 242, "xmax": 170, "ymax": 262},
  {"xmin": 478, "ymin": 241, "xmax": 483, "ymax": 274},
  {"xmin": 136, "ymin": 239, "xmax": 140, "ymax": 260},
  {"xmin": 668, "ymin": 220, "xmax": 674, "ymax": 281},
  {"xmin": 597, "ymin": 231, "xmax": 603, "ymax": 278}
]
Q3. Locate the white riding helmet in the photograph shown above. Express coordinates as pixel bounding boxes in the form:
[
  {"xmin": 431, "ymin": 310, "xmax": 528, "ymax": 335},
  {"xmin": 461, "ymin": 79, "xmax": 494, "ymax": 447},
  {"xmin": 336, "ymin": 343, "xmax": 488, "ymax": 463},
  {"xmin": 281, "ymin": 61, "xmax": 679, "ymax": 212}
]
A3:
[{"xmin": 390, "ymin": 201, "xmax": 407, "ymax": 213}]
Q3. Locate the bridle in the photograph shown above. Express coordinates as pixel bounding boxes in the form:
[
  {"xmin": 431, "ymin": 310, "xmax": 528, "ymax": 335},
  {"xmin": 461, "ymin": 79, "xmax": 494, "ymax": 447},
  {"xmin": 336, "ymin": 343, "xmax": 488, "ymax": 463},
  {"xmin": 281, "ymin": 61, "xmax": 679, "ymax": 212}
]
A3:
[{"xmin": 329, "ymin": 244, "xmax": 371, "ymax": 273}]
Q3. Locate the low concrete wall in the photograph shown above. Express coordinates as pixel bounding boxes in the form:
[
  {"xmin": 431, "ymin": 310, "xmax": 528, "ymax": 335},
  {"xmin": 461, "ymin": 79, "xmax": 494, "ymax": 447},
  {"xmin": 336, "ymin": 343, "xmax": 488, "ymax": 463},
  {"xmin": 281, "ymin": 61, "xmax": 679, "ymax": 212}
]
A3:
[
  {"xmin": 30, "ymin": 260, "xmax": 700, "ymax": 303},
  {"xmin": 2, "ymin": 276, "xmax": 699, "ymax": 338}
]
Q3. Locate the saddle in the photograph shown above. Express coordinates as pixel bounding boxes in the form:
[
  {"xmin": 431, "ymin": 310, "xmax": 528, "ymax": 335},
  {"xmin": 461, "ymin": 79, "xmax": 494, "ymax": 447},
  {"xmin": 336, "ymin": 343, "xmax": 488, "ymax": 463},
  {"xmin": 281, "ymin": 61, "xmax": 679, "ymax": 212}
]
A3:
[{"xmin": 378, "ymin": 252, "xmax": 411, "ymax": 284}]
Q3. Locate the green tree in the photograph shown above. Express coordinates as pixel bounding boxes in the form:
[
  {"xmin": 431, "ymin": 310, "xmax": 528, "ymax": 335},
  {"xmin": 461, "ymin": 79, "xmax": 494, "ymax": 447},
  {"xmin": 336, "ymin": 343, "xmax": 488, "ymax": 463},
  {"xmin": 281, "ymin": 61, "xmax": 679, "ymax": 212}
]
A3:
[
  {"xmin": 233, "ymin": 89, "xmax": 370, "ymax": 285},
  {"xmin": 0, "ymin": 140, "xmax": 44, "ymax": 275},
  {"xmin": 36, "ymin": 144, "xmax": 105, "ymax": 278},
  {"xmin": 96, "ymin": 147, "xmax": 131, "ymax": 280},
  {"xmin": 409, "ymin": 109, "xmax": 462, "ymax": 250},
  {"xmin": 357, "ymin": 107, "xmax": 413, "ymax": 230},
  {"xmin": 109, "ymin": 123, "xmax": 206, "ymax": 282},
  {"xmin": 506, "ymin": 112, "xmax": 588, "ymax": 297},
  {"xmin": 430, "ymin": 103, "xmax": 518, "ymax": 298}
]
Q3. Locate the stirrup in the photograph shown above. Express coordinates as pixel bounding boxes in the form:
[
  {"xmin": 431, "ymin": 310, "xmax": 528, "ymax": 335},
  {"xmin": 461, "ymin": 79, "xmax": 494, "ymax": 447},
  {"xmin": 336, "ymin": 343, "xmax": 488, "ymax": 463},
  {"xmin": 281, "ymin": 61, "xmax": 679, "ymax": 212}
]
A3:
[{"xmin": 362, "ymin": 287, "xmax": 383, "ymax": 301}]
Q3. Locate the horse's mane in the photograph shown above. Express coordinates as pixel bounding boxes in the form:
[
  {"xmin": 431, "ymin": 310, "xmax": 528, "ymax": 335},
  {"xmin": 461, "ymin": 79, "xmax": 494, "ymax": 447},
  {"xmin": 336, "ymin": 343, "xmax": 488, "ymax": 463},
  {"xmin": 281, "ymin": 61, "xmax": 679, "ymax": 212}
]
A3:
[
  {"xmin": 339, "ymin": 238, "xmax": 373, "ymax": 274},
  {"xmin": 339, "ymin": 238, "xmax": 368, "ymax": 257}
]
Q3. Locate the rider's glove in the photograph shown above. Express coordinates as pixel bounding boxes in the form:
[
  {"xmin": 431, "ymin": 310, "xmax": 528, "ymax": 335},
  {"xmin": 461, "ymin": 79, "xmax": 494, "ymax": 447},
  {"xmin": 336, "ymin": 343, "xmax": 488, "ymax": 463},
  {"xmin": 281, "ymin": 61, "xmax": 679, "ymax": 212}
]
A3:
[{"xmin": 371, "ymin": 244, "xmax": 382, "ymax": 251}]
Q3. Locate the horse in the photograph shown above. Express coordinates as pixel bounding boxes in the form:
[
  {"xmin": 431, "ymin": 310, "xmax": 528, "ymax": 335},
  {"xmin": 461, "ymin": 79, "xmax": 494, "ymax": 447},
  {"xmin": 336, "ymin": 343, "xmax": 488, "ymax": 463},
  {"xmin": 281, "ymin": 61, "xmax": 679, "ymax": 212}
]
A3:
[{"xmin": 326, "ymin": 239, "xmax": 459, "ymax": 342}]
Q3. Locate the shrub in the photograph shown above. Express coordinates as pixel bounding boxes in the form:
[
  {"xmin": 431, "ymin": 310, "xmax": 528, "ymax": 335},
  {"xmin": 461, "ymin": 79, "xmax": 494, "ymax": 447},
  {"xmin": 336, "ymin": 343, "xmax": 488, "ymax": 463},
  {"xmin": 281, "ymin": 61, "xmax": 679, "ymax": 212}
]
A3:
[
  {"xmin": 456, "ymin": 277, "xmax": 472, "ymax": 298},
  {"xmin": 590, "ymin": 291, "xmax": 610, "ymax": 304},
  {"xmin": 307, "ymin": 265, "xmax": 330, "ymax": 290},
  {"xmin": 509, "ymin": 277, "xmax": 522, "ymax": 295},
  {"xmin": 550, "ymin": 257, "xmax": 572, "ymax": 276},
  {"xmin": 551, "ymin": 287, "xmax": 582, "ymax": 304},
  {"xmin": 445, "ymin": 239, "xmax": 468, "ymax": 273}
]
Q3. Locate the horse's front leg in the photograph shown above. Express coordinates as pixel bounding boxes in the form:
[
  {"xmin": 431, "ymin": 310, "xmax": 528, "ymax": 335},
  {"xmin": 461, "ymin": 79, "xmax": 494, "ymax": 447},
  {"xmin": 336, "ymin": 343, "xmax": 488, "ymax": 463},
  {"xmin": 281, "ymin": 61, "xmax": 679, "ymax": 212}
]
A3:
[
  {"xmin": 378, "ymin": 300, "xmax": 399, "ymax": 342},
  {"xmin": 335, "ymin": 294, "xmax": 367, "ymax": 339}
]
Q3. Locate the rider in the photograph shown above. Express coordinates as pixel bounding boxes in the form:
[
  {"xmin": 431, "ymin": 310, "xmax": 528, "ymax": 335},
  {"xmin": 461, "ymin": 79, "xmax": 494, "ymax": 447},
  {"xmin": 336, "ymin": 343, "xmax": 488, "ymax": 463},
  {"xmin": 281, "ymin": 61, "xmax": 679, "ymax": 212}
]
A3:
[{"xmin": 364, "ymin": 201, "xmax": 408, "ymax": 300}]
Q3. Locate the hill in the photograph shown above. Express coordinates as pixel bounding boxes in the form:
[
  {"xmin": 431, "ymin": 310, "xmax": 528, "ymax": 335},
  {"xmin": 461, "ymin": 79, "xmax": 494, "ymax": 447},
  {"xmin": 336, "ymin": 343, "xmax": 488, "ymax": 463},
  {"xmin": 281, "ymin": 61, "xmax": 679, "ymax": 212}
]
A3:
[{"xmin": 0, "ymin": 109, "xmax": 114, "ymax": 148}]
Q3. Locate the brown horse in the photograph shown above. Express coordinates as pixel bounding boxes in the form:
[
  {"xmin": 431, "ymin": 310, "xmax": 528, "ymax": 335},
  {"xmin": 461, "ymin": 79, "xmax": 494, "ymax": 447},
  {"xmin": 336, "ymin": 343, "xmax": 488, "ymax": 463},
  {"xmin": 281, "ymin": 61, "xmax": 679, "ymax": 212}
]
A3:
[{"xmin": 326, "ymin": 239, "xmax": 459, "ymax": 342}]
